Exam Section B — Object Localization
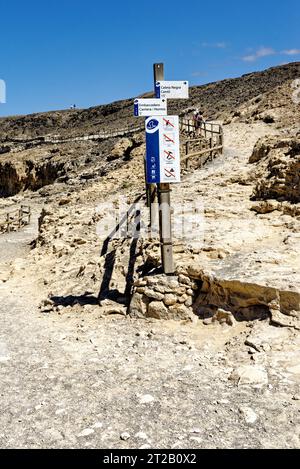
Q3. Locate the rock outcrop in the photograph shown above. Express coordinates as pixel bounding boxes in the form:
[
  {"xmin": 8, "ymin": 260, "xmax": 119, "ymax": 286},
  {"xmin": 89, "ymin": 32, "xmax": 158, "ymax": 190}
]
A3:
[{"xmin": 249, "ymin": 135, "xmax": 300, "ymax": 203}]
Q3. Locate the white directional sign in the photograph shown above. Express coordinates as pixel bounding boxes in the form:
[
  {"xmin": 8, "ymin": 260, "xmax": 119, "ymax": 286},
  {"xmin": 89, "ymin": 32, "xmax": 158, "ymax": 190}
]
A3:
[
  {"xmin": 145, "ymin": 116, "xmax": 180, "ymax": 183},
  {"xmin": 134, "ymin": 98, "xmax": 167, "ymax": 117},
  {"xmin": 155, "ymin": 80, "xmax": 189, "ymax": 99}
]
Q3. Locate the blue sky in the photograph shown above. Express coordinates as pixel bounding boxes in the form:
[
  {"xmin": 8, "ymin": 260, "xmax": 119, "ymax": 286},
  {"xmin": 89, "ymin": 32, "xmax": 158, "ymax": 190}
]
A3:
[{"xmin": 0, "ymin": 0, "xmax": 299, "ymax": 116}]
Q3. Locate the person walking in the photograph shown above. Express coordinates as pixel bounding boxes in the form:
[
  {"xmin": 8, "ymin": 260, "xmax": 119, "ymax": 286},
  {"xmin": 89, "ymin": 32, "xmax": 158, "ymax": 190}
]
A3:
[{"xmin": 193, "ymin": 109, "xmax": 205, "ymax": 136}]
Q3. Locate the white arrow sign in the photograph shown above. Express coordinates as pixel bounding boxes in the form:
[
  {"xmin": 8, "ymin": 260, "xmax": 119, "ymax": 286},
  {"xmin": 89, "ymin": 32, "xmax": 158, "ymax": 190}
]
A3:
[
  {"xmin": 155, "ymin": 81, "xmax": 189, "ymax": 99},
  {"xmin": 134, "ymin": 98, "xmax": 167, "ymax": 116}
]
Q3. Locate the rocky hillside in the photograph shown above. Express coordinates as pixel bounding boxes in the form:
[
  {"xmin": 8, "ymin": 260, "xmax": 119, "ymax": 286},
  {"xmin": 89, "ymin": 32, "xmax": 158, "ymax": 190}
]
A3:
[
  {"xmin": 0, "ymin": 62, "xmax": 299, "ymax": 200},
  {"xmin": 0, "ymin": 62, "xmax": 299, "ymax": 139}
]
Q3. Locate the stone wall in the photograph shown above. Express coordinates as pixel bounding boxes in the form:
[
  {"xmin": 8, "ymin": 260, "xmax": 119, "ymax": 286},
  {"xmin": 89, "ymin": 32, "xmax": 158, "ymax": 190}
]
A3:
[
  {"xmin": 129, "ymin": 273, "xmax": 201, "ymax": 321},
  {"xmin": 129, "ymin": 265, "xmax": 300, "ymax": 328}
]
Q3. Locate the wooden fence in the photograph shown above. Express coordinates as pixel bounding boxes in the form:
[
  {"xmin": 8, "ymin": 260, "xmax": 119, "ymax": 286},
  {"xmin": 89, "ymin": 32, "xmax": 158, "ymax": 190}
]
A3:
[
  {"xmin": 0, "ymin": 205, "xmax": 31, "ymax": 234},
  {"xmin": 180, "ymin": 119, "xmax": 223, "ymax": 170},
  {"xmin": 2, "ymin": 123, "xmax": 145, "ymax": 151}
]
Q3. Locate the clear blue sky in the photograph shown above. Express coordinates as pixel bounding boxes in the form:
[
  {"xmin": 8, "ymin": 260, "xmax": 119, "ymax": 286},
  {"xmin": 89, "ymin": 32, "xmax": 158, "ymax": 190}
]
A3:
[{"xmin": 0, "ymin": 0, "xmax": 299, "ymax": 116}]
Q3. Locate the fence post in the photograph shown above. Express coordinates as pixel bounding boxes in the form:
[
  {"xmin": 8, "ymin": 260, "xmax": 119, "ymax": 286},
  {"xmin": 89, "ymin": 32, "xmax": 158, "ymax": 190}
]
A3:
[
  {"xmin": 154, "ymin": 63, "xmax": 174, "ymax": 275},
  {"xmin": 185, "ymin": 141, "xmax": 190, "ymax": 170},
  {"xmin": 219, "ymin": 128, "xmax": 224, "ymax": 153},
  {"xmin": 6, "ymin": 213, "xmax": 10, "ymax": 233}
]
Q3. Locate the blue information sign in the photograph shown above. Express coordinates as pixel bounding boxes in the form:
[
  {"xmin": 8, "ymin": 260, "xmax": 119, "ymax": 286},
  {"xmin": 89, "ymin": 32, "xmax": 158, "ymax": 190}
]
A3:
[
  {"xmin": 145, "ymin": 118, "xmax": 160, "ymax": 183},
  {"xmin": 145, "ymin": 116, "xmax": 180, "ymax": 184}
]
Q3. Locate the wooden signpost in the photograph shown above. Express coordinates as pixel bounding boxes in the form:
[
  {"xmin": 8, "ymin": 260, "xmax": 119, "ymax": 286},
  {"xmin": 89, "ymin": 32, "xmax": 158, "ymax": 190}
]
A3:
[
  {"xmin": 134, "ymin": 63, "xmax": 188, "ymax": 275},
  {"xmin": 154, "ymin": 63, "xmax": 174, "ymax": 275}
]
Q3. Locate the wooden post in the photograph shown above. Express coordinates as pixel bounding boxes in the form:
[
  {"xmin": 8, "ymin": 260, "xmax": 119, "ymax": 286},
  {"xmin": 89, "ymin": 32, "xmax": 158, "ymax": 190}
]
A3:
[
  {"xmin": 149, "ymin": 184, "xmax": 158, "ymax": 238},
  {"xmin": 199, "ymin": 139, "xmax": 203, "ymax": 168},
  {"xmin": 219, "ymin": 128, "xmax": 224, "ymax": 153},
  {"xmin": 154, "ymin": 63, "xmax": 174, "ymax": 274},
  {"xmin": 6, "ymin": 213, "xmax": 10, "ymax": 233},
  {"xmin": 185, "ymin": 141, "xmax": 190, "ymax": 170}
]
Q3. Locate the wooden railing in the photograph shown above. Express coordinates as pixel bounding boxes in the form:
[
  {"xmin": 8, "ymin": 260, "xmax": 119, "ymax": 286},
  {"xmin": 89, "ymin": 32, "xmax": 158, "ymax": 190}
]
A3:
[
  {"xmin": 180, "ymin": 118, "xmax": 222, "ymax": 137},
  {"xmin": 1, "ymin": 123, "xmax": 145, "ymax": 151},
  {"xmin": 0, "ymin": 205, "xmax": 31, "ymax": 234},
  {"xmin": 180, "ymin": 119, "xmax": 223, "ymax": 170}
]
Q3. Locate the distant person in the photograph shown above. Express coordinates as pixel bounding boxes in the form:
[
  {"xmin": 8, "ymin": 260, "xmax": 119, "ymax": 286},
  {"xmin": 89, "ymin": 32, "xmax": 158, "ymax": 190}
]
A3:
[
  {"xmin": 193, "ymin": 109, "xmax": 199, "ymax": 128},
  {"xmin": 197, "ymin": 110, "xmax": 205, "ymax": 127},
  {"xmin": 193, "ymin": 109, "xmax": 205, "ymax": 135}
]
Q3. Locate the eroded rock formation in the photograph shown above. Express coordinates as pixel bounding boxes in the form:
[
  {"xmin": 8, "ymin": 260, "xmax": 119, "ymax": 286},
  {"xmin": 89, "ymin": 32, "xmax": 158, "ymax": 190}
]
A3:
[{"xmin": 249, "ymin": 135, "xmax": 300, "ymax": 203}]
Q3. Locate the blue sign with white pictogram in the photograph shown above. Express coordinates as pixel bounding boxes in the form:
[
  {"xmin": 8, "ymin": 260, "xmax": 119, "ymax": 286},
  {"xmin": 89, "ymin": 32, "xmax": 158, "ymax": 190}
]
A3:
[
  {"xmin": 146, "ymin": 119, "xmax": 159, "ymax": 131},
  {"xmin": 145, "ymin": 116, "xmax": 180, "ymax": 183}
]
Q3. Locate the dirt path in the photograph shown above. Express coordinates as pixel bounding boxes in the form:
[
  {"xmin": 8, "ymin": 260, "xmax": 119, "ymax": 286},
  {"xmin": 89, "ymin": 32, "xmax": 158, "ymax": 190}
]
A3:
[
  {"xmin": 0, "ymin": 208, "xmax": 40, "ymax": 264},
  {"xmin": 1, "ymin": 271, "xmax": 299, "ymax": 449},
  {"xmin": 0, "ymin": 124, "xmax": 300, "ymax": 449}
]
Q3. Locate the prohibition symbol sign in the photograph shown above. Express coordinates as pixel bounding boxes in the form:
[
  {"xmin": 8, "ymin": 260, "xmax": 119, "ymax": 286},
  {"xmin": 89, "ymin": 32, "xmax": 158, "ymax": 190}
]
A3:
[
  {"xmin": 164, "ymin": 150, "xmax": 175, "ymax": 160},
  {"xmin": 163, "ymin": 118, "xmax": 175, "ymax": 128},
  {"xmin": 164, "ymin": 134, "xmax": 175, "ymax": 144},
  {"xmin": 164, "ymin": 168, "xmax": 176, "ymax": 178}
]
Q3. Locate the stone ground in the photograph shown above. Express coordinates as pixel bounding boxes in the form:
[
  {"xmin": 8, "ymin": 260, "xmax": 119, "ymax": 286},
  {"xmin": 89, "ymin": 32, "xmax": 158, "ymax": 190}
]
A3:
[
  {"xmin": 1, "ymin": 270, "xmax": 300, "ymax": 449},
  {"xmin": 0, "ymin": 122, "xmax": 299, "ymax": 449}
]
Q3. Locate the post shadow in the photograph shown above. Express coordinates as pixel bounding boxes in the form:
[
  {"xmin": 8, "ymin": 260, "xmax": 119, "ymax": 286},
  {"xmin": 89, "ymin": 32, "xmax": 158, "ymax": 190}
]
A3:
[{"xmin": 98, "ymin": 194, "xmax": 144, "ymax": 303}]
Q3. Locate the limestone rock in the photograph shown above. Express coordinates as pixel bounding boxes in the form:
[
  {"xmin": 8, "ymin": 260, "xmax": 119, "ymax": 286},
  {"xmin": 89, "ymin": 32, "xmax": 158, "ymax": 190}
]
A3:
[
  {"xmin": 212, "ymin": 308, "xmax": 236, "ymax": 326},
  {"xmin": 178, "ymin": 274, "xmax": 191, "ymax": 286},
  {"xmin": 239, "ymin": 406, "xmax": 258, "ymax": 424},
  {"xmin": 270, "ymin": 308, "xmax": 300, "ymax": 330},
  {"xmin": 245, "ymin": 322, "xmax": 290, "ymax": 351},
  {"xmin": 168, "ymin": 304, "xmax": 194, "ymax": 321},
  {"xmin": 249, "ymin": 135, "xmax": 300, "ymax": 203},
  {"xmin": 250, "ymin": 200, "xmax": 279, "ymax": 214},
  {"xmin": 143, "ymin": 288, "xmax": 164, "ymax": 301},
  {"xmin": 147, "ymin": 301, "xmax": 169, "ymax": 319},
  {"xmin": 109, "ymin": 138, "xmax": 133, "ymax": 160},
  {"xmin": 163, "ymin": 294, "xmax": 177, "ymax": 306},
  {"xmin": 129, "ymin": 293, "xmax": 149, "ymax": 319},
  {"xmin": 229, "ymin": 365, "xmax": 268, "ymax": 387}
]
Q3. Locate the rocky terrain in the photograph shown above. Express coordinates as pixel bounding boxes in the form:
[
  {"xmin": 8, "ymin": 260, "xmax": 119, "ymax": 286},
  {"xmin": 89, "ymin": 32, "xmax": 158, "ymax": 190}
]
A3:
[{"xmin": 0, "ymin": 62, "xmax": 300, "ymax": 449}]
